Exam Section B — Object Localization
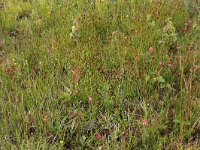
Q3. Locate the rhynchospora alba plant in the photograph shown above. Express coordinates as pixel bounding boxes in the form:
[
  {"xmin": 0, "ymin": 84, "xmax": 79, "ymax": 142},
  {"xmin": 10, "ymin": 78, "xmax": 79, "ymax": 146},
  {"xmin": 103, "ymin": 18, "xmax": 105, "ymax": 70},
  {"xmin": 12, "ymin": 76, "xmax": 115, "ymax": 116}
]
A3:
[{"xmin": 159, "ymin": 18, "xmax": 178, "ymax": 52}]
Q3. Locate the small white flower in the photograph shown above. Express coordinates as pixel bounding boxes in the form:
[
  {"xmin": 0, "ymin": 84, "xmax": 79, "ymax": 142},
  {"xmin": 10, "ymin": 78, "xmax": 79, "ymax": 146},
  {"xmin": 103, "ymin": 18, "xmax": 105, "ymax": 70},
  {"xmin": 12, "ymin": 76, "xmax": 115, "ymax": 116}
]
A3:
[
  {"xmin": 72, "ymin": 25, "xmax": 77, "ymax": 33},
  {"xmin": 70, "ymin": 18, "xmax": 79, "ymax": 38}
]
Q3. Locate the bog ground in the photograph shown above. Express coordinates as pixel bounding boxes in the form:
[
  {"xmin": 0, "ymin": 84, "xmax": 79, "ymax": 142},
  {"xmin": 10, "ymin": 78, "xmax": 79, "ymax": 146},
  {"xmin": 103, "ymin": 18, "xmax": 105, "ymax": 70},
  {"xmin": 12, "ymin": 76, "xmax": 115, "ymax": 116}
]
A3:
[{"xmin": 0, "ymin": 0, "xmax": 200, "ymax": 149}]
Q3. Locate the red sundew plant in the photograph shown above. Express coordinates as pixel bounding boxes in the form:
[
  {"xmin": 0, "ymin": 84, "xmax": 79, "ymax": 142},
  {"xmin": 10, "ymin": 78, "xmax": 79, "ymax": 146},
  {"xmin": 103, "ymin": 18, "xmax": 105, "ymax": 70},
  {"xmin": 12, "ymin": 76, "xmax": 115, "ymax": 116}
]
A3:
[
  {"xmin": 5, "ymin": 66, "xmax": 15, "ymax": 75},
  {"xmin": 159, "ymin": 61, "xmax": 164, "ymax": 66},
  {"xmin": 71, "ymin": 66, "xmax": 81, "ymax": 82},
  {"xmin": 143, "ymin": 119, "xmax": 148, "ymax": 126},
  {"xmin": 148, "ymin": 47, "xmax": 154, "ymax": 54},
  {"xmin": 95, "ymin": 132, "xmax": 102, "ymax": 139},
  {"xmin": 72, "ymin": 75, "xmax": 80, "ymax": 82},
  {"xmin": 135, "ymin": 29, "xmax": 141, "ymax": 35},
  {"xmin": 167, "ymin": 62, "xmax": 173, "ymax": 68},
  {"xmin": 69, "ymin": 111, "xmax": 76, "ymax": 118},
  {"xmin": 88, "ymin": 96, "xmax": 93, "ymax": 102},
  {"xmin": 134, "ymin": 57, "xmax": 139, "ymax": 61},
  {"xmin": 71, "ymin": 66, "xmax": 81, "ymax": 74},
  {"xmin": 187, "ymin": 43, "xmax": 194, "ymax": 51},
  {"xmin": 134, "ymin": 54, "xmax": 140, "ymax": 61},
  {"xmin": 183, "ymin": 19, "xmax": 192, "ymax": 35}
]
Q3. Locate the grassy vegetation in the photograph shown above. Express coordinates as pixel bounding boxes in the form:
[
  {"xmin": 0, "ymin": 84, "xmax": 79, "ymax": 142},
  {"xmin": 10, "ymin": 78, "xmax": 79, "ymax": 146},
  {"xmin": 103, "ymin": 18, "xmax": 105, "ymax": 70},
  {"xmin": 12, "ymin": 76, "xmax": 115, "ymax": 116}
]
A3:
[{"xmin": 0, "ymin": 0, "xmax": 200, "ymax": 149}]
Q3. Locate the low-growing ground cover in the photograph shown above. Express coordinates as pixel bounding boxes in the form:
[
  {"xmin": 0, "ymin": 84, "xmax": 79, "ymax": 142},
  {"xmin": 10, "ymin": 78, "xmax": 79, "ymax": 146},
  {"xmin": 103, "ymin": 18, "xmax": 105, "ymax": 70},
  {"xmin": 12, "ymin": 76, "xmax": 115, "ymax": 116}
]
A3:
[{"xmin": 0, "ymin": 0, "xmax": 200, "ymax": 149}]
